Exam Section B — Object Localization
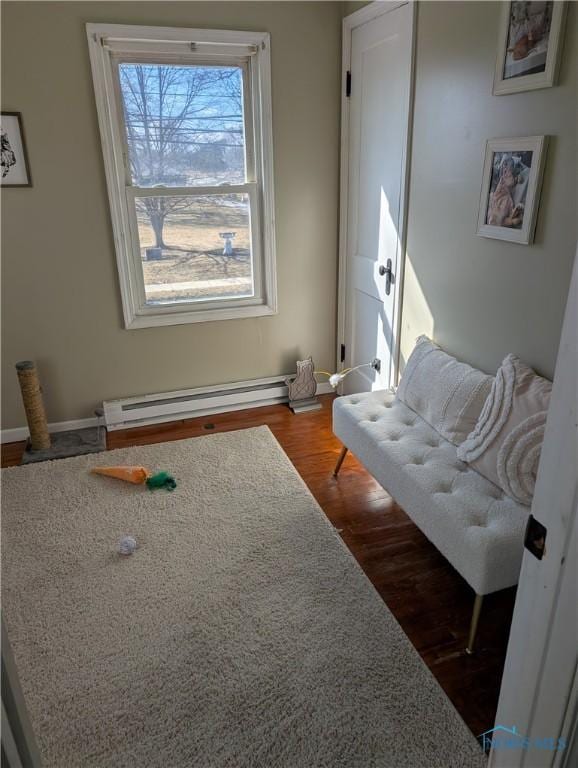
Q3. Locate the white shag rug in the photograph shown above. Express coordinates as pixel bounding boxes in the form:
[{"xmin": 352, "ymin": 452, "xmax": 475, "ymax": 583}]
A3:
[{"xmin": 2, "ymin": 427, "xmax": 485, "ymax": 768}]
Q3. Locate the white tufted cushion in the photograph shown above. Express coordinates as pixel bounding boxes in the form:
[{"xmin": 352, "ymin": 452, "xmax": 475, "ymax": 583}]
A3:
[{"xmin": 333, "ymin": 391, "xmax": 529, "ymax": 596}]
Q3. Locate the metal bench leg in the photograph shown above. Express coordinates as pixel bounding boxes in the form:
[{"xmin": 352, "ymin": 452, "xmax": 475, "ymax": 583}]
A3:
[
  {"xmin": 333, "ymin": 446, "xmax": 348, "ymax": 477},
  {"xmin": 465, "ymin": 594, "xmax": 484, "ymax": 655}
]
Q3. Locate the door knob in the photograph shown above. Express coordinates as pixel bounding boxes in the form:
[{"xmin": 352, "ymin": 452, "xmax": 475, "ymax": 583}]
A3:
[{"xmin": 379, "ymin": 259, "xmax": 393, "ymax": 295}]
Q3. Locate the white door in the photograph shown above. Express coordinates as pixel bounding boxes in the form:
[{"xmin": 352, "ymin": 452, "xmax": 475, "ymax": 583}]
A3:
[
  {"xmin": 340, "ymin": 2, "xmax": 414, "ymax": 394},
  {"xmin": 490, "ymin": 247, "xmax": 578, "ymax": 768}
]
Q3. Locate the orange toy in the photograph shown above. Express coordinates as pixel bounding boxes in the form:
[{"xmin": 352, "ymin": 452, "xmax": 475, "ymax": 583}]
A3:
[
  {"xmin": 91, "ymin": 466, "xmax": 149, "ymax": 484},
  {"xmin": 91, "ymin": 466, "xmax": 177, "ymax": 491}
]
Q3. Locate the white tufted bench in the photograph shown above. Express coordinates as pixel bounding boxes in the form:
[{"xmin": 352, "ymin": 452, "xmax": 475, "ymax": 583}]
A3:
[{"xmin": 332, "ymin": 389, "xmax": 529, "ymax": 653}]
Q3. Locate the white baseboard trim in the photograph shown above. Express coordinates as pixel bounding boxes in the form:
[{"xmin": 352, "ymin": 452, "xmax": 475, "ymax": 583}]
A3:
[{"xmin": 1, "ymin": 417, "xmax": 99, "ymax": 445}]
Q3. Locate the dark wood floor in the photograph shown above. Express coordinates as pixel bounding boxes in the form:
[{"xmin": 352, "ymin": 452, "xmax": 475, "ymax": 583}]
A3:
[{"xmin": 2, "ymin": 394, "xmax": 516, "ymax": 738}]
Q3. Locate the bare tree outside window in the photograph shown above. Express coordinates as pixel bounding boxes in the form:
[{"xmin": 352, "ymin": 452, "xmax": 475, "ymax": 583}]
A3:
[
  {"xmin": 120, "ymin": 63, "xmax": 245, "ymax": 247},
  {"xmin": 118, "ymin": 63, "xmax": 253, "ymax": 304}
]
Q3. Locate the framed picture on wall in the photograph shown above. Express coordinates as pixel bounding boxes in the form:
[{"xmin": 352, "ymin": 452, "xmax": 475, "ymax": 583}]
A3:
[
  {"xmin": 1, "ymin": 112, "xmax": 32, "ymax": 187},
  {"xmin": 493, "ymin": 2, "xmax": 567, "ymax": 95},
  {"xmin": 477, "ymin": 136, "xmax": 548, "ymax": 245}
]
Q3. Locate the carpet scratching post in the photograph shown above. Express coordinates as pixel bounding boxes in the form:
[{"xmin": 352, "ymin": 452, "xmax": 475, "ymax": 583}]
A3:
[
  {"xmin": 15, "ymin": 359, "xmax": 106, "ymax": 464},
  {"xmin": 15, "ymin": 361, "xmax": 51, "ymax": 451}
]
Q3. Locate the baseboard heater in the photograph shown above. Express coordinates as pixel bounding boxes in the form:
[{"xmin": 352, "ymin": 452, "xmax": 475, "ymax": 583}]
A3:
[{"xmin": 103, "ymin": 375, "xmax": 333, "ymax": 431}]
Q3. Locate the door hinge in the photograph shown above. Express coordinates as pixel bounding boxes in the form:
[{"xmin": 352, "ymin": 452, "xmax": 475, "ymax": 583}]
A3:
[
  {"xmin": 340, "ymin": 343, "xmax": 346, "ymax": 363},
  {"xmin": 346, "ymin": 71, "xmax": 352, "ymax": 98}
]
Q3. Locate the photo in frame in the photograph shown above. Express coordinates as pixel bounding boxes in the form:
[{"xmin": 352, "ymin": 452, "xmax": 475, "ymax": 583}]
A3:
[
  {"xmin": 1, "ymin": 112, "xmax": 32, "ymax": 187},
  {"xmin": 493, "ymin": 2, "xmax": 567, "ymax": 95},
  {"xmin": 477, "ymin": 136, "xmax": 548, "ymax": 245}
]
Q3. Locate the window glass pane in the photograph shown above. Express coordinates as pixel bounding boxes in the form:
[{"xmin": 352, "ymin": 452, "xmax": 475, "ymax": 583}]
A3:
[
  {"xmin": 119, "ymin": 63, "xmax": 245, "ymax": 187},
  {"xmin": 136, "ymin": 194, "xmax": 254, "ymax": 305}
]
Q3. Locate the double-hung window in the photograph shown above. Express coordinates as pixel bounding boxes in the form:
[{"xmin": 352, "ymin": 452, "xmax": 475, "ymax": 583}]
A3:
[{"xmin": 87, "ymin": 24, "xmax": 276, "ymax": 328}]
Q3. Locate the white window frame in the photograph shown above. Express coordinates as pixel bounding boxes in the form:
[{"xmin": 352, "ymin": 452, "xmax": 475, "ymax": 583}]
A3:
[{"xmin": 86, "ymin": 23, "xmax": 277, "ymax": 329}]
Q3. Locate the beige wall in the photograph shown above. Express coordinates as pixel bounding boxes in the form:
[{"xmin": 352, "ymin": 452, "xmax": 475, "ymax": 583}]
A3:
[
  {"xmin": 1, "ymin": 2, "xmax": 343, "ymax": 429},
  {"xmin": 342, "ymin": 1, "xmax": 369, "ymax": 15},
  {"xmin": 401, "ymin": 1, "xmax": 577, "ymax": 378}
]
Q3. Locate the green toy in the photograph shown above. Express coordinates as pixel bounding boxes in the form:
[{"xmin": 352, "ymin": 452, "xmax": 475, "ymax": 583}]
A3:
[{"xmin": 145, "ymin": 471, "xmax": 177, "ymax": 491}]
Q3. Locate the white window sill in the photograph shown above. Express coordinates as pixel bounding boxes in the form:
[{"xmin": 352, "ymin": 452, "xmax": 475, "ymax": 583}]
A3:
[{"xmin": 126, "ymin": 302, "xmax": 277, "ymax": 329}]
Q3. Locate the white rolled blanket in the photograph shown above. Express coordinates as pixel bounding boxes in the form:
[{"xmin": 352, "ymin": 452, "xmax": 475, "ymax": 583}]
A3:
[{"xmin": 457, "ymin": 354, "xmax": 551, "ymax": 506}]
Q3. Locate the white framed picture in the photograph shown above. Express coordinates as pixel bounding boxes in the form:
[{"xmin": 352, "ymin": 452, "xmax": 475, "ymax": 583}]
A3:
[
  {"xmin": 1, "ymin": 112, "xmax": 32, "ymax": 187},
  {"xmin": 477, "ymin": 136, "xmax": 548, "ymax": 245},
  {"xmin": 493, "ymin": 2, "xmax": 567, "ymax": 95}
]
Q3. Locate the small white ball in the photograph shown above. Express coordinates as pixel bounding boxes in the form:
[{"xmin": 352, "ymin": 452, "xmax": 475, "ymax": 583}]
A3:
[{"xmin": 118, "ymin": 535, "xmax": 137, "ymax": 556}]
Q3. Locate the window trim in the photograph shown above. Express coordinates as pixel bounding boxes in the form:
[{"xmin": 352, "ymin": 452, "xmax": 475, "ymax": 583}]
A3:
[{"xmin": 86, "ymin": 23, "xmax": 277, "ymax": 329}]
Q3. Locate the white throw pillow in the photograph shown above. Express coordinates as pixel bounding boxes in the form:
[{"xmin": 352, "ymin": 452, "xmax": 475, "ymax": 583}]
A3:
[
  {"xmin": 396, "ymin": 336, "xmax": 493, "ymax": 446},
  {"xmin": 457, "ymin": 354, "xmax": 551, "ymax": 506}
]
